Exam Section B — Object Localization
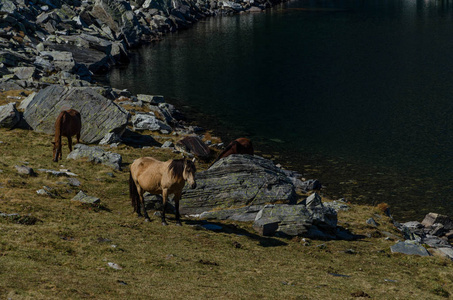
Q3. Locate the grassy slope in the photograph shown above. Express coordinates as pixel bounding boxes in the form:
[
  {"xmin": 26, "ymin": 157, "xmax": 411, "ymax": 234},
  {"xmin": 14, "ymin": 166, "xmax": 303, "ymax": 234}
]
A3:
[{"xmin": 0, "ymin": 95, "xmax": 452, "ymax": 299}]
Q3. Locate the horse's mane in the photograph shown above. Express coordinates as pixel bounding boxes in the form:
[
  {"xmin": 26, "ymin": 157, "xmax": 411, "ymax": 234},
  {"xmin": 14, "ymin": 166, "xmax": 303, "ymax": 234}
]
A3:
[{"xmin": 168, "ymin": 159, "xmax": 196, "ymax": 179}]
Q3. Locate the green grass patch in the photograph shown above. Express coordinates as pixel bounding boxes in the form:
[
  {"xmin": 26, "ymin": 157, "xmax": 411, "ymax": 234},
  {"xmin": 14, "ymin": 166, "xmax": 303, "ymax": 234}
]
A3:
[{"xmin": 0, "ymin": 127, "xmax": 452, "ymax": 299}]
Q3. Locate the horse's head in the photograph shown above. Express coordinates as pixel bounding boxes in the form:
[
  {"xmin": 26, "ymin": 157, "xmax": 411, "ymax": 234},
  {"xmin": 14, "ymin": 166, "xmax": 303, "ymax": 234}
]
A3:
[
  {"xmin": 52, "ymin": 141, "xmax": 60, "ymax": 162},
  {"xmin": 183, "ymin": 158, "xmax": 197, "ymax": 189}
]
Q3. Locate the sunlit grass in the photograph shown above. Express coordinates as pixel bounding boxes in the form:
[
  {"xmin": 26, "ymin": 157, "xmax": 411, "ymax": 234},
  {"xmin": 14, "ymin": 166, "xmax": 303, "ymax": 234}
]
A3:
[{"xmin": 0, "ymin": 124, "xmax": 452, "ymax": 299}]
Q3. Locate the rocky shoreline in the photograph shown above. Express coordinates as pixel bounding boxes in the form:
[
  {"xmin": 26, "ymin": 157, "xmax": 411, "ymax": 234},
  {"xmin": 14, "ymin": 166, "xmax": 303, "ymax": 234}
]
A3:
[
  {"xmin": 0, "ymin": 0, "xmax": 286, "ymax": 90},
  {"xmin": 1, "ymin": 0, "xmax": 453, "ymax": 262}
]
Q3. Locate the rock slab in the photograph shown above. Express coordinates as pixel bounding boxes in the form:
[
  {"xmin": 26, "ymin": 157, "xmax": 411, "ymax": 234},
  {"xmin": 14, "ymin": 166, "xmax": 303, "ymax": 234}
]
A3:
[
  {"xmin": 23, "ymin": 85, "xmax": 130, "ymax": 143},
  {"xmin": 67, "ymin": 144, "xmax": 122, "ymax": 170},
  {"xmin": 180, "ymin": 155, "xmax": 297, "ymax": 215}
]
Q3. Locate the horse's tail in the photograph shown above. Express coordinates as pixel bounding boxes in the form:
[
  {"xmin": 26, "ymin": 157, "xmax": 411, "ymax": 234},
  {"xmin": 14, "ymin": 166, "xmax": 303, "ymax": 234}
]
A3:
[{"xmin": 129, "ymin": 172, "xmax": 139, "ymax": 212}]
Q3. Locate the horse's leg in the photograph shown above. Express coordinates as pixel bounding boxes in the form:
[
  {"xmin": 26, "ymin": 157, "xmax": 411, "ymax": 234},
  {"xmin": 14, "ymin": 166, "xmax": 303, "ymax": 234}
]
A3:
[
  {"xmin": 58, "ymin": 136, "xmax": 63, "ymax": 160},
  {"xmin": 174, "ymin": 192, "xmax": 182, "ymax": 226},
  {"xmin": 135, "ymin": 185, "xmax": 144, "ymax": 217},
  {"xmin": 137, "ymin": 186, "xmax": 150, "ymax": 221},
  {"xmin": 161, "ymin": 189, "xmax": 168, "ymax": 226},
  {"xmin": 76, "ymin": 132, "xmax": 80, "ymax": 144},
  {"xmin": 67, "ymin": 135, "xmax": 73, "ymax": 152}
]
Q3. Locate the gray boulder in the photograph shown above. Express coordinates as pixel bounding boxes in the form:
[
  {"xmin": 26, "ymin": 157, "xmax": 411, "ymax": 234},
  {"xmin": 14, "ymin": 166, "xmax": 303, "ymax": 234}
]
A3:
[
  {"xmin": 421, "ymin": 213, "xmax": 453, "ymax": 230},
  {"xmin": 390, "ymin": 241, "xmax": 431, "ymax": 256},
  {"xmin": 23, "ymin": 85, "xmax": 130, "ymax": 143},
  {"xmin": 39, "ymin": 50, "xmax": 76, "ymax": 72},
  {"xmin": 433, "ymin": 247, "xmax": 453, "ymax": 260},
  {"xmin": 0, "ymin": 1, "xmax": 17, "ymax": 15},
  {"xmin": 132, "ymin": 112, "xmax": 173, "ymax": 132},
  {"xmin": 176, "ymin": 135, "xmax": 210, "ymax": 158},
  {"xmin": 91, "ymin": 0, "xmax": 143, "ymax": 47},
  {"xmin": 11, "ymin": 67, "xmax": 37, "ymax": 80},
  {"xmin": 252, "ymin": 203, "xmax": 337, "ymax": 237},
  {"xmin": 71, "ymin": 190, "xmax": 101, "ymax": 204},
  {"xmin": 180, "ymin": 155, "xmax": 297, "ymax": 214},
  {"xmin": 15, "ymin": 165, "xmax": 37, "ymax": 176},
  {"xmin": 137, "ymin": 94, "xmax": 164, "ymax": 104},
  {"xmin": 45, "ymin": 43, "xmax": 115, "ymax": 74},
  {"xmin": 67, "ymin": 144, "xmax": 122, "ymax": 170},
  {"xmin": 0, "ymin": 102, "xmax": 20, "ymax": 128}
]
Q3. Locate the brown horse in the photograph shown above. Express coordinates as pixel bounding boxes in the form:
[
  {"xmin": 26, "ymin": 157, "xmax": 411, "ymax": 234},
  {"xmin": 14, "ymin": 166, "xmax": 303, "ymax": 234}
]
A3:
[
  {"xmin": 52, "ymin": 109, "xmax": 81, "ymax": 162},
  {"xmin": 129, "ymin": 157, "xmax": 197, "ymax": 225},
  {"xmin": 210, "ymin": 137, "xmax": 254, "ymax": 167}
]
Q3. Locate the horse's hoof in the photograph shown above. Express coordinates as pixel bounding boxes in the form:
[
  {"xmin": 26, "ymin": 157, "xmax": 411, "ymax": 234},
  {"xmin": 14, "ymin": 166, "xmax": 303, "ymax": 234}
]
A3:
[
  {"xmin": 145, "ymin": 218, "xmax": 151, "ymax": 222},
  {"xmin": 176, "ymin": 222, "xmax": 182, "ymax": 226},
  {"xmin": 162, "ymin": 221, "xmax": 168, "ymax": 226}
]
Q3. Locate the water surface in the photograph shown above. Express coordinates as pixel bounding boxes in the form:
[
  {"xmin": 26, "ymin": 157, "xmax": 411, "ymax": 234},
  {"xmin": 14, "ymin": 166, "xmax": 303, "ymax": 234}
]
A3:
[{"xmin": 108, "ymin": 0, "xmax": 453, "ymax": 221}]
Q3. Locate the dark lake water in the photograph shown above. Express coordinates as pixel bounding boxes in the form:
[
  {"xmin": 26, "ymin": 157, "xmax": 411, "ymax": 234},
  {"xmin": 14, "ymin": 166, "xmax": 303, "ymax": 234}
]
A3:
[{"xmin": 107, "ymin": 0, "xmax": 453, "ymax": 221}]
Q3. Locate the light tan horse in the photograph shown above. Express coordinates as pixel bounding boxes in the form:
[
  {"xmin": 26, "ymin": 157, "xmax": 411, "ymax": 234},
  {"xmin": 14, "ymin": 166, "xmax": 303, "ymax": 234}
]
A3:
[
  {"xmin": 129, "ymin": 157, "xmax": 197, "ymax": 225},
  {"xmin": 52, "ymin": 109, "xmax": 81, "ymax": 162}
]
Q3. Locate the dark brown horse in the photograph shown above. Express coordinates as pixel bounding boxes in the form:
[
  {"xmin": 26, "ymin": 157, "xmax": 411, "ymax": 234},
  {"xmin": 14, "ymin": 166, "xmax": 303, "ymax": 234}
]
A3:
[
  {"xmin": 210, "ymin": 137, "xmax": 254, "ymax": 167},
  {"xmin": 129, "ymin": 157, "xmax": 197, "ymax": 225},
  {"xmin": 52, "ymin": 109, "xmax": 81, "ymax": 162}
]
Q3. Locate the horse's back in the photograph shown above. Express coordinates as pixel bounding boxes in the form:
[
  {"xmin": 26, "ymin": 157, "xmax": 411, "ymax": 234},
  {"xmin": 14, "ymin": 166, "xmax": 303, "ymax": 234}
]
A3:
[
  {"xmin": 131, "ymin": 157, "xmax": 169, "ymax": 190},
  {"xmin": 56, "ymin": 109, "xmax": 81, "ymax": 136},
  {"xmin": 218, "ymin": 137, "xmax": 254, "ymax": 160},
  {"xmin": 235, "ymin": 138, "xmax": 254, "ymax": 155},
  {"xmin": 131, "ymin": 157, "xmax": 188, "ymax": 194}
]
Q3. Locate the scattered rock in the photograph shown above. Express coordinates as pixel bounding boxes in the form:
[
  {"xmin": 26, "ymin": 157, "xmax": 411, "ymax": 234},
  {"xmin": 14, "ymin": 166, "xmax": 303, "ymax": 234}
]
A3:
[
  {"xmin": 421, "ymin": 213, "xmax": 453, "ymax": 230},
  {"xmin": 68, "ymin": 178, "xmax": 81, "ymax": 187},
  {"xmin": 137, "ymin": 94, "xmax": 165, "ymax": 104},
  {"xmin": 71, "ymin": 190, "xmax": 101, "ymax": 204},
  {"xmin": 366, "ymin": 218, "xmax": 379, "ymax": 227},
  {"xmin": 176, "ymin": 135, "xmax": 210, "ymax": 158},
  {"xmin": 107, "ymin": 262, "xmax": 123, "ymax": 270},
  {"xmin": 37, "ymin": 168, "xmax": 78, "ymax": 177},
  {"xmin": 132, "ymin": 112, "xmax": 172, "ymax": 133},
  {"xmin": 36, "ymin": 186, "xmax": 59, "ymax": 198},
  {"xmin": 0, "ymin": 102, "xmax": 20, "ymax": 129},
  {"xmin": 253, "ymin": 201, "xmax": 338, "ymax": 238},
  {"xmin": 67, "ymin": 144, "xmax": 122, "ymax": 170},
  {"xmin": 15, "ymin": 165, "xmax": 36, "ymax": 176},
  {"xmin": 161, "ymin": 141, "xmax": 174, "ymax": 148},
  {"xmin": 390, "ymin": 241, "xmax": 431, "ymax": 256},
  {"xmin": 305, "ymin": 193, "xmax": 323, "ymax": 208},
  {"xmin": 99, "ymin": 132, "xmax": 122, "ymax": 145}
]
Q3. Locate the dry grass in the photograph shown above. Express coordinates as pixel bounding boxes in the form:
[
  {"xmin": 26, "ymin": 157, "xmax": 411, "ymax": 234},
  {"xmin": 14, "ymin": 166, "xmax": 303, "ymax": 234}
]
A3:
[
  {"xmin": 0, "ymin": 90, "xmax": 30, "ymax": 106},
  {"xmin": 0, "ymin": 126, "xmax": 453, "ymax": 299}
]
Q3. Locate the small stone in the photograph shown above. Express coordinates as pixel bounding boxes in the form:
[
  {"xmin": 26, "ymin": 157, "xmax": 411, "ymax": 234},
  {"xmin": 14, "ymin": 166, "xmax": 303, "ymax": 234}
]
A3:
[
  {"xmin": 68, "ymin": 178, "xmax": 81, "ymax": 187},
  {"xmin": 161, "ymin": 141, "xmax": 174, "ymax": 148},
  {"xmin": 71, "ymin": 190, "xmax": 100, "ymax": 204},
  {"xmin": 15, "ymin": 165, "xmax": 36, "ymax": 176},
  {"xmin": 107, "ymin": 262, "xmax": 122, "ymax": 270},
  {"xmin": 366, "ymin": 218, "xmax": 379, "ymax": 227},
  {"xmin": 305, "ymin": 193, "xmax": 323, "ymax": 208}
]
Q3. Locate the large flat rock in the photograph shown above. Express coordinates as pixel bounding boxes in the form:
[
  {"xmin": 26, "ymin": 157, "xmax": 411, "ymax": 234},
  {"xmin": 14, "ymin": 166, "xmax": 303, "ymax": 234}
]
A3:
[
  {"xmin": 23, "ymin": 85, "xmax": 130, "ymax": 143},
  {"xmin": 180, "ymin": 155, "xmax": 297, "ymax": 214}
]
